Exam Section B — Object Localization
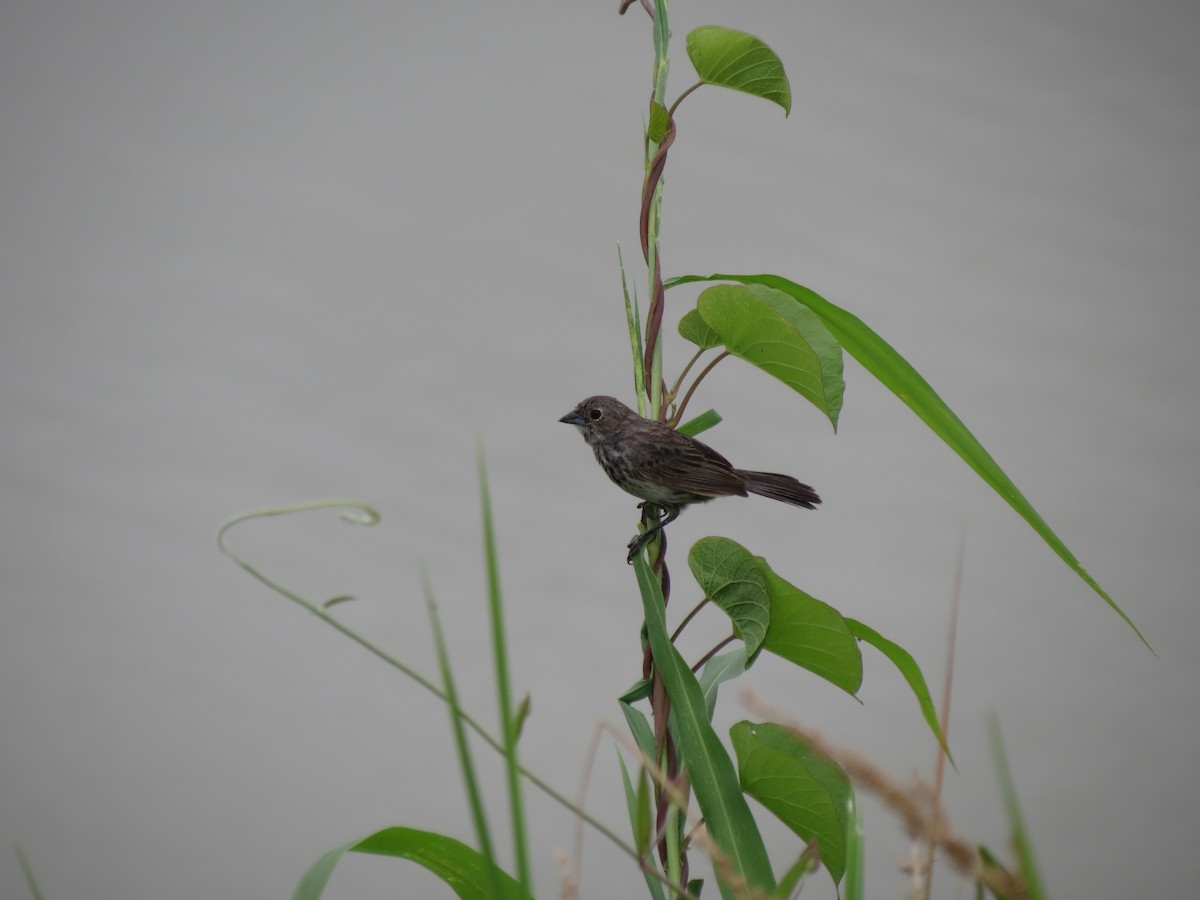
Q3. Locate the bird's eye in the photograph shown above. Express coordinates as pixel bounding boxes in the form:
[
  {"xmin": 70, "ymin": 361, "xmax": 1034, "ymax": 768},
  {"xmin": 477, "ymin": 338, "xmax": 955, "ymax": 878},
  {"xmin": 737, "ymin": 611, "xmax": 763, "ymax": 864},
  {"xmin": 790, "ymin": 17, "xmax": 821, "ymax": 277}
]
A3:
[{"xmin": 589, "ymin": 408, "xmax": 603, "ymax": 421}]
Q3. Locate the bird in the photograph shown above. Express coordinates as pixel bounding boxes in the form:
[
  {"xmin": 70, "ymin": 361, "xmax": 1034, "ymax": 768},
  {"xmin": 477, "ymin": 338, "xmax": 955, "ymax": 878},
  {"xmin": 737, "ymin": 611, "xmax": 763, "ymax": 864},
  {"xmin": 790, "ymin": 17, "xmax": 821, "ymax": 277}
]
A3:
[{"xmin": 559, "ymin": 395, "xmax": 820, "ymax": 561}]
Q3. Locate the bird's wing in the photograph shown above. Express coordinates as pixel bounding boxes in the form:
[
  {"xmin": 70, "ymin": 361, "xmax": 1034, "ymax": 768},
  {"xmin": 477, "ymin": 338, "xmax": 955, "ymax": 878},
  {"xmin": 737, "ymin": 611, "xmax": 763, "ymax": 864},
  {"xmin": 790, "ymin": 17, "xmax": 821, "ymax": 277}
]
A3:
[{"xmin": 644, "ymin": 436, "xmax": 747, "ymax": 497}]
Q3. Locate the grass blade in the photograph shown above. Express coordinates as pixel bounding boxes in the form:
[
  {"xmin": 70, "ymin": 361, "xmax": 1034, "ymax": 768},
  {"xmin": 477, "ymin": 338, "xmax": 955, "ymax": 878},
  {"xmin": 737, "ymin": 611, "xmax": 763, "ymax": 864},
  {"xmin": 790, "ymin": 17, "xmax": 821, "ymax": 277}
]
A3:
[
  {"xmin": 988, "ymin": 716, "xmax": 1048, "ymax": 900},
  {"xmin": 477, "ymin": 445, "xmax": 532, "ymax": 890},
  {"xmin": 14, "ymin": 844, "xmax": 45, "ymax": 900},
  {"xmin": 423, "ymin": 570, "xmax": 506, "ymax": 900}
]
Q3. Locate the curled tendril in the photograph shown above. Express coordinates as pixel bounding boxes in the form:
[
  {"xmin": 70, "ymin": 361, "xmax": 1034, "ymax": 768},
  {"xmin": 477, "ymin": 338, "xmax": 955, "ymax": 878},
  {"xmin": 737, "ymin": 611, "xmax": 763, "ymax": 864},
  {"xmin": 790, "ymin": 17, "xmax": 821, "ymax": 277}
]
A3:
[{"xmin": 217, "ymin": 499, "xmax": 381, "ymax": 618}]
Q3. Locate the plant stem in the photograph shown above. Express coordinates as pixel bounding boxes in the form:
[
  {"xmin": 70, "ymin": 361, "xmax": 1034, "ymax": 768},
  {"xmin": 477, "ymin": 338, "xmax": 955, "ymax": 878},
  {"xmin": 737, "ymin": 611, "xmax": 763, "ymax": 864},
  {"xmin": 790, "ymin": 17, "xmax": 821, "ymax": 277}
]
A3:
[
  {"xmin": 671, "ymin": 597, "xmax": 711, "ymax": 644},
  {"xmin": 672, "ymin": 350, "xmax": 730, "ymax": 425},
  {"xmin": 692, "ymin": 634, "xmax": 737, "ymax": 674}
]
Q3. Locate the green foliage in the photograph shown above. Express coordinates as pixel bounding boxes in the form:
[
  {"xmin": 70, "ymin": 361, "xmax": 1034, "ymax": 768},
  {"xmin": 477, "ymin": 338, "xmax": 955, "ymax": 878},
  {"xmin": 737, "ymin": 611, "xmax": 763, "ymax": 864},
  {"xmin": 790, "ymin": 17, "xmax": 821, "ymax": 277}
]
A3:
[
  {"xmin": 619, "ymin": 694, "xmax": 658, "ymax": 763},
  {"xmin": 846, "ymin": 617, "xmax": 952, "ymax": 761},
  {"xmin": 633, "ymin": 553, "xmax": 776, "ymax": 899},
  {"xmin": 425, "ymin": 573, "xmax": 507, "ymax": 899},
  {"xmin": 990, "ymin": 717, "xmax": 1048, "ymax": 900},
  {"xmin": 772, "ymin": 841, "xmax": 821, "ymax": 900},
  {"xmin": 676, "ymin": 407, "xmax": 722, "ymax": 437},
  {"xmin": 693, "ymin": 283, "xmax": 845, "ymax": 430},
  {"xmin": 618, "ymin": 753, "xmax": 666, "ymax": 900},
  {"xmin": 647, "ymin": 100, "xmax": 670, "ymax": 143},
  {"xmin": 758, "ymin": 563, "xmax": 863, "ymax": 693},
  {"xmin": 685, "ymin": 26, "xmax": 792, "ymax": 115},
  {"xmin": 293, "ymin": 827, "xmax": 531, "ymax": 900},
  {"xmin": 697, "ymin": 648, "xmax": 749, "ymax": 719},
  {"xmin": 678, "ymin": 308, "xmax": 722, "ymax": 349},
  {"xmin": 216, "ymin": 5, "xmax": 1129, "ymax": 899},
  {"xmin": 14, "ymin": 844, "xmax": 44, "ymax": 900},
  {"xmin": 669, "ymin": 271, "xmax": 1147, "ymax": 648},
  {"xmin": 477, "ymin": 449, "xmax": 533, "ymax": 888},
  {"xmin": 731, "ymin": 722, "xmax": 854, "ymax": 885},
  {"xmin": 688, "ymin": 537, "xmax": 771, "ymax": 658}
]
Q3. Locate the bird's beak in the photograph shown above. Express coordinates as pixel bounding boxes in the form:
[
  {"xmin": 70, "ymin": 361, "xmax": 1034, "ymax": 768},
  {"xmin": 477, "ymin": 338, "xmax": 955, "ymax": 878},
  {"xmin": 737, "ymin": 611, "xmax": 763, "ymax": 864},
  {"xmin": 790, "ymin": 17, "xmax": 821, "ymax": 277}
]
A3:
[{"xmin": 559, "ymin": 410, "xmax": 586, "ymax": 426}]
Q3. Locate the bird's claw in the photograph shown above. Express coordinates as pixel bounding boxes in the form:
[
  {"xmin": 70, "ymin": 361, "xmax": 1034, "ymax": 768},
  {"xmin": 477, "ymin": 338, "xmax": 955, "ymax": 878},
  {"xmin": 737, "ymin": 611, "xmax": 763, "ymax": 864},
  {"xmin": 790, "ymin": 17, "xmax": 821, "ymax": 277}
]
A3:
[{"xmin": 627, "ymin": 529, "xmax": 656, "ymax": 564}]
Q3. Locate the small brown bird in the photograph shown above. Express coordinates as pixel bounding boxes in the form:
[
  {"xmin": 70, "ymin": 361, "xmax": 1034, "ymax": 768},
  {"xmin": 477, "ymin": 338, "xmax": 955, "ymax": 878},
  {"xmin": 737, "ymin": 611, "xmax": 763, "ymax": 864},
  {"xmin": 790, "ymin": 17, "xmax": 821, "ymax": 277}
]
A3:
[{"xmin": 559, "ymin": 395, "xmax": 820, "ymax": 561}]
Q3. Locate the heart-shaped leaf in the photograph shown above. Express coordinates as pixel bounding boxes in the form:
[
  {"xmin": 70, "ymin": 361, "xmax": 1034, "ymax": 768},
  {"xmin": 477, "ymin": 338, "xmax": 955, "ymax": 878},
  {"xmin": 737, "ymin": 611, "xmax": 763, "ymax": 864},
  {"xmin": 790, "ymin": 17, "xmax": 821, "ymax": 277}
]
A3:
[
  {"xmin": 679, "ymin": 308, "xmax": 722, "ymax": 349},
  {"xmin": 686, "ymin": 26, "xmax": 792, "ymax": 116},
  {"xmin": 731, "ymin": 722, "xmax": 853, "ymax": 885},
  {"xmin": 689, "ymin": 537, "xmax": 771, "ymax": 658},
  {"xmin": 696, "ymin": 283, "xmax": 844, "ymax": 430},
  {"xmin": 759, "ymin": 564, "xmax": 862, "ymax": 694}
]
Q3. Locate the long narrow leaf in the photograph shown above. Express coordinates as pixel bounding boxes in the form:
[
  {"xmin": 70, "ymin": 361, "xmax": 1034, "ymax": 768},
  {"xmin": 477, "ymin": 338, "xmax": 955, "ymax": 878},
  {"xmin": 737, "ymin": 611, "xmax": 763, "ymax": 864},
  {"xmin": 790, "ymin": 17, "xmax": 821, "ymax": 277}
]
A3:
[
  {"xmin": 619, "ymin": 245, "xmax": 647, "ymax": 411},
  {"xmin": 14, "ymin": 844, "xmax": 45, "ymax": 900},
  {"xmin": 988, "ymin": 717, "xmax": 1048, "ymax": 900},
  {"xmin": 697, "ymin": 647, "xmax": 750, "ymax": 720},
  {"xmin": 618, "ymin": 753, "xmax": 668, "ymax": 900},
  {"xmin": 667, "ymin": 273, "xmax": 1149, "ymax": 649},
  {"xmin": 633, "ymin": 554, "xmax": 776, "ymax": 898},
  {"xmin": 844, "ymin": 617, "xmax": 952, "ymax": 763},
  {"xmin": 620, "ymin": 697, "xmax": 659, "ymax": 764},
  {"xmin": 293, "ymin": 827, "xmax": 529, "ymax": 900},
  {"xmin": 423, "ymin": 572, "xmax": 506, "ymax": 900},
  {"xmin": 772, "ymin": 841, "xmax": 820, "ymax": 900},
  {"xmin": 477, "ymin": 446, "xmax": 531, "ymax": 889}
]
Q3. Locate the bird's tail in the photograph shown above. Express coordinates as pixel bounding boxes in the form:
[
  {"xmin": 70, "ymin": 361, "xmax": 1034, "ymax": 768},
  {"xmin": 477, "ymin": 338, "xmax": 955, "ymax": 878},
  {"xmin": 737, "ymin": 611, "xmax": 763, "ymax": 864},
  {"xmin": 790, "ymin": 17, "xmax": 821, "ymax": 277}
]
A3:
[{"xmin": 739, "ymin": 471, "xmax": 821, "ymax": 510}]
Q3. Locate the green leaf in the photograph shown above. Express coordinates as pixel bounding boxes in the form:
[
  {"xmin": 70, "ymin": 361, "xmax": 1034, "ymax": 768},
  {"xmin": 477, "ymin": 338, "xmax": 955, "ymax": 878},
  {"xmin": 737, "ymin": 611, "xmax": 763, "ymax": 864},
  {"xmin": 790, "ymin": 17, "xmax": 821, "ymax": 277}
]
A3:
[
  {"xmin": 477, "ymin": 447, "xmax": 532, "ymax": 889},
  {"xmin": 731, "ymin": 722, "xmax": 853, "ymax": 885},
  {"xmin": 685, "ymin": 26, "xmax": 792, "ymax": 116},
  {"xmin": 648, "ymin": 99, "xmax": 670, "ymax": 144},
  {"xmin": 697, "ymin": 647, "xmax": 750, "ymax": 719},
  {"xmin": 677, "ymin": 408, "xmax": 722, "ymax": 437},
  {"xmin": 668, "ymin": 272, "xmax": 1150, "ymax": 650},
  {"xmin": 633, "ymin": 554, "xmax": 776, "ymax": 899},
  {"xmin": 618, "ymin": 753, "xmax": 667, "ymax": 900},
  {"xmin": 845, "ymin": 617, "xmax": 952, "ymax": 763},
  {"xmin": 760, "ymin": 564, "xmax": 862, "ymax": 694},
  {"xmin": 772, "ymin": 841, "xmax": 820, "ymax": 900},
  {"xmin": 689, "ymin": 537, "xmax": 771, "ymax": 657},
  {"xmin": 696, "ymin": 284, "xmax": 844, "ymax": 430},
  {"xmin": 423, "ymin": 576, "xmax": 507, "ymax": 900},
  {"xmin": 679, "ymin": 308, "xmax": 722, "ymax": 349},
  {"xmin": 14, "ymin": 844, "xmax": 45, "ymax": 900},
  {"xmin": 619, "ymin": 697, "xmax": 658, "ymax": 766},
  {"xmin": 293, "ymin": 827, "xmax": 530, "ymax": 900},
  {"xmin": 989, "ymin": 717, "xmax": 1049, "ymax": 900}
]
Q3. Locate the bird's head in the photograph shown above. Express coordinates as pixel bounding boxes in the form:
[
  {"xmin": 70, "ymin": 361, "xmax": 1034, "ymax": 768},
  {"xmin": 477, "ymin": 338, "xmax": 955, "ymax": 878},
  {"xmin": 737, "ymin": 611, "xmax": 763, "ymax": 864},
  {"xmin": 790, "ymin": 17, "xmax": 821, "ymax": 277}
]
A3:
[{"xmin": 559, "ymin": 395, "xmax": 637, "ymax": 446}]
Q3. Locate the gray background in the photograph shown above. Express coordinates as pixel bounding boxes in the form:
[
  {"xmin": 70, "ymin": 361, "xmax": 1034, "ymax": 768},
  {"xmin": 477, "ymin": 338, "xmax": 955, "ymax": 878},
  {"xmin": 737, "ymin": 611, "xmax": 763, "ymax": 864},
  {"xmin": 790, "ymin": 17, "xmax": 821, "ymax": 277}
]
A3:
[{"xmin": 2, "ymin": 0, "xmax": 1197, "ymax": 897}]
